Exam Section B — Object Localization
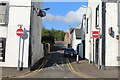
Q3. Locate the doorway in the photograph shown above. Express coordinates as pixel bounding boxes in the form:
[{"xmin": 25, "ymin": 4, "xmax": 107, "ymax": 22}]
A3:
[{"xmin": 95, "ymin": 38, "xmax": 99, "ymax": 65}]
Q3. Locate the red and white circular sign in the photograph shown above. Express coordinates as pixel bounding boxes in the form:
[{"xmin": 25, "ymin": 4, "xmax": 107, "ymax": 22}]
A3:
[
  {"xmin": 16, "ymin": 29, "xmax": 24, "ymax": 36},
  {"xmin": 92, "ymin": 31, "xmax": 99, "ymax": 38}
]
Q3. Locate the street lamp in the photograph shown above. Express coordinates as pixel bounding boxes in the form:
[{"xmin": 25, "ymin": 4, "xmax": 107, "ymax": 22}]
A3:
[
  {"xmin": 33, "ymin": 7, "xmax": 50, "ymax": 17},
  {"xmin": 82, "ymin": 5, "xmax": 92, "ymax": 64}
]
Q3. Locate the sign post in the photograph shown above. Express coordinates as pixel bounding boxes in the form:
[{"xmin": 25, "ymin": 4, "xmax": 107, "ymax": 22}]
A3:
[
  {"xmin": 16, "ymin": 25, "xmax": 24, "ymax": 71},
  {"xmin": 92, "ymin": 31, "xmax": 101, "ymax": 69}
]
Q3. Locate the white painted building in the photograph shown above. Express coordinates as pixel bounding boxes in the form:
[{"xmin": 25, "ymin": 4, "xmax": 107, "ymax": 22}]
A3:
[
  {"xmin": 70, "ymin": 25, "xmax": 82, "ymax": 54},
  {"xmin": 79, "ymin": 14, "xmax": 86, "ymax": 59},
  {"xmin": 0, "ymin": 0, "xmax": 44, "ymax": 68},
  {"xmin": 85, "ymin": 0, "xmax": 120, "ymax": 68}
]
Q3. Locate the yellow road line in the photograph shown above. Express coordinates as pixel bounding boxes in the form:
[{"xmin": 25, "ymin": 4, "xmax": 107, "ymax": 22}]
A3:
[
  {"xmin": 18, "ymin": 60, "xmax": 48, "ymax": 78},
  {"xmin": 66, "ymin": 58, "xmax": 93, "ymax": 78},
  {"xmin": 22, "ymin": 60, "xmax": 48, "ymax": 77},
  {"xmin": 10, "ymin": 54, "xmax": 51, "ymax": 78}
]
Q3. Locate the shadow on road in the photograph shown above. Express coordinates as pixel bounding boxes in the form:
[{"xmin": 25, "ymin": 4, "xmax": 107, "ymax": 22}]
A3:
[{"xmin": 31, "ymin": 46, "xmax": 76, "ymax": 71}]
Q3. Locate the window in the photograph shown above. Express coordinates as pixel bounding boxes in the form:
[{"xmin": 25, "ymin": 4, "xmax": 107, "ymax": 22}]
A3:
[
  {"xmin": 96, "ymin": 5, "xmax": 99, "ymax": 28},
  {"xmin": 0, "ymin": 38, "xmax": 6, "ymax": 62},
  {"xmin": 0, "ymin": 2, "xmax": 9, "ymax": 25}
]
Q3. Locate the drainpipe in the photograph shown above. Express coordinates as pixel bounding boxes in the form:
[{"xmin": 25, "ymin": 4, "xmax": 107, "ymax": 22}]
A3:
[
  {"xmin": 117, "ymin": 0, "xmax": 120, "ymax": 66},
  {"xmin": 118, "ymin": 0, "xmax": 120, "ymax": 34}
]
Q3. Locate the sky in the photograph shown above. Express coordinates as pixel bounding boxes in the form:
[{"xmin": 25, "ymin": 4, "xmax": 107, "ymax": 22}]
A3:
[{"xmin": 42, "ymin": 2, "xmax": 88, "ymax": 31}]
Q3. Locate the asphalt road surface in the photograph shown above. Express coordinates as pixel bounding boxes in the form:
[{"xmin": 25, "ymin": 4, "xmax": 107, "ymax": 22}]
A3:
[{"xmin": 6, "ymin": 46, "xmax": 93, "ymax": 79}]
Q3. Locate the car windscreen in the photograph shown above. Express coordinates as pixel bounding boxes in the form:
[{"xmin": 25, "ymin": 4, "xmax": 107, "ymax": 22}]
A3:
[{"xmin": 66, "ymin": 49, "xmax": 74, "ymax": 51}]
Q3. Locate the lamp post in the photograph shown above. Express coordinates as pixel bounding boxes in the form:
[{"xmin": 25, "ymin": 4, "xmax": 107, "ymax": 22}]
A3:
[
  {"xmin": 33, "ymin": 7, "xmax": 50, "ymax": 17},
  {"xmin": 82, "ymin": 5, "xmax": 92, "ymax": 64}
]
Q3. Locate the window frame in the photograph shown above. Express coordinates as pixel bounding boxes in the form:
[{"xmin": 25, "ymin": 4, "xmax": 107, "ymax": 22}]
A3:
[
  {"xmin": 95, "ymin": 5, "xmax": 99, "ymax": 28},
  {"xmin": 0, "ymin": 38, "xmax": 6, "ymax": 62},
  {"xmin": 0, "ymin": 2, "xmax": 9, "ymax": 26}
]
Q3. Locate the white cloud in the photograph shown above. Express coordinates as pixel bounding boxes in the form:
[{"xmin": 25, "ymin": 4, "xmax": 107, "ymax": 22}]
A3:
[{"xmin": 43, "ymin": 7, "xmax": 87, "ymax": 23}]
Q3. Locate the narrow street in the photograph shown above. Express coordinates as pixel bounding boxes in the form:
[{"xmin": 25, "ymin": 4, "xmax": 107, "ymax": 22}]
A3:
[
  {"xmin": 2, "ymin": 46, "xmax": 118, "ymax": 80},
  {"xmin": 8, "ymin": 46, "xmax": 92, "ymax": 79},
  {"xmin": 0, "ymin": 1, "xmax": 120, "ymax": 80}
]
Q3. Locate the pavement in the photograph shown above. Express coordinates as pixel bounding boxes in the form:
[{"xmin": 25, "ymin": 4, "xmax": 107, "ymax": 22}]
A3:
[
  {"xmin": 69, "ymin": 60, "xmax": 118, "ymax": 78},
  {"xmin": 1, "ymin": 67, "xmax": 29, "ymax": 78},
  {"xmin": 1, "ymin": 46, "xmax": 119, "ymax": 80}
]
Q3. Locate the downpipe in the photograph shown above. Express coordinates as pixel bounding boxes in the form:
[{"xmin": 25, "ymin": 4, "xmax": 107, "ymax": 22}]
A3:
[{"xmin": 118, "ymin": 0, "xmax": 120, "ymax": 34}]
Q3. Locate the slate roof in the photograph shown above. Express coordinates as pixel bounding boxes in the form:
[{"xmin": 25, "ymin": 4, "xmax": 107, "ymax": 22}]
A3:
[
  {"xmin": 70, "ymin": 28, "xmax": 74, "ymax": 34},
  {"xmin": 75, "ymin": 29, "xmax": 81, "ymax": 39}
]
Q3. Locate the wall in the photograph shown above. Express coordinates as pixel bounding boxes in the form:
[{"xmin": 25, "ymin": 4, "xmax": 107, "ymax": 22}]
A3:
[
  {"xmin": 85, "ymin": 0, "xmax": 99, "ymax": 61},
  {"xmin": 86, "ymin": 0, "xmax": 119, "ymax": 67},
  {"xmin": 105, "ymin": 3, "xmax": 118, "ymax": 66},
  {"xmin": 72, "ymin": 30, "xmax": 81, "ymax": 53},
  {"xmin": 64, "ymin": 33, "xmax": 70, "ymax": 48},
  {"xmin": 30, "ymin": 2, "xmax": 44, "ymax": 66},
  {"xmin": 0, "ymin": 0, "xmax": 31, "ymax": 67},
  {"xmin": 0, "ymin": 27, "xmax": 7, "ymax": 38},
  {"xmin": 80, "ymin": 15, "xmax": 86, "ymax": 59}
]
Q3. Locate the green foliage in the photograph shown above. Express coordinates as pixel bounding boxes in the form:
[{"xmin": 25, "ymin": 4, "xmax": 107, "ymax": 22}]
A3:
[{"xmin": 42, "ymin": 28, "xmax": 65, "ymax": 44}]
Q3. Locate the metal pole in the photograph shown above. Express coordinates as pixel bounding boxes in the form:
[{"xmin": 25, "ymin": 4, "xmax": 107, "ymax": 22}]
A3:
[
  {"xmin": 93, "ymin": 38, "xmax": 94, "ymax": 64},
  {"xmin": 17, "ymin": 36, "xmax": 21, "ymax": 71},
  {"xmin": 17, "ymin": 25, "xmax": 22, "ymax": 71}
]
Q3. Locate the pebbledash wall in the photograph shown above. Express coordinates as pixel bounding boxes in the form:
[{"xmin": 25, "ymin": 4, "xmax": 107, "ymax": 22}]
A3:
[
  {"xmin": 85, "ymin": 0, "xmax": 119, "ymax": 67},
  {"xmin": 0, "ymin": 0, "xmax": 44, "ymax": 68}
]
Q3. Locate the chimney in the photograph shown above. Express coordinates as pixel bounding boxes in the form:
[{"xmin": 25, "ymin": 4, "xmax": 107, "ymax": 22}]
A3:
[
  {"xmin": 69, "ymin": 24, "xmax": 71, "ymax": 33},
  {"xmin": 69, "ymin": 24, "xmax": 71, "ymax": 29}
]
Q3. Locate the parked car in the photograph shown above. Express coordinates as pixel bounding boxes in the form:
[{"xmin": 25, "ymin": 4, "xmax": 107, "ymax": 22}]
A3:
[{"xmin": 64, "ymin": 48, "xmax": 76, "ymax": 57}]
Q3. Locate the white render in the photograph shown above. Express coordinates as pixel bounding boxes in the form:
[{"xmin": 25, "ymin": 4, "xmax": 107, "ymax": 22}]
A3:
[
  {"xmin": 71, "ymin": 27, "xmax": 81, "ymax": 54},
  {"xmin": 0, "ymin": 0, "xmax": 44, "ymax": 68},
  {"xmin": 85, "ymin": 0, "xmax": 119, "ymax": 67},
  {"xmin": 85, "ymin": 0, "xmax": 100, "ymax": 61},
  {"xmin": 105, "ymin": 3, "xmax": 118, "ymax": 66}
]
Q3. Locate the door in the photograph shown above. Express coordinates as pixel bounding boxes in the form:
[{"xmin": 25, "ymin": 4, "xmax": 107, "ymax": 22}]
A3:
[
  {"xmin": 83, "ymin": 40, "xmax": 85, "ymax": 60},
  {"xmin": 95, "ymin": 38, "xmax": 99, "ymax": 64}
]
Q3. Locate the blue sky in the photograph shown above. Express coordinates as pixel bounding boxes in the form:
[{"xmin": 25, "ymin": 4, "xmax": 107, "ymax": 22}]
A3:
[{"xmin": 42, "ymin": 2, "xmax": 88, "ymax": 31}]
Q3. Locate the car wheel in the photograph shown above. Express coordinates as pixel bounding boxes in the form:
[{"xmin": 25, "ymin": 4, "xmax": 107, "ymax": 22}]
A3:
[{"xmin": 64, "ymin": 54, "xmax": 67, "ymax": 57}]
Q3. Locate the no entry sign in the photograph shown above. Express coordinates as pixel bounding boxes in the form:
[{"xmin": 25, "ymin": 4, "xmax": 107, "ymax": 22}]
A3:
[
  {"xmin": 92, "ymin": 31, "xmax": 99, "ymax": 38},
  {"xmin": 16, "ymin": 29, "xmax": 24, "ymax": 36}
]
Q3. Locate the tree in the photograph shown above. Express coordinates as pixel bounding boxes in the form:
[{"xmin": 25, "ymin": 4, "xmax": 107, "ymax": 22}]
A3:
[
  {"xmin": 41, "ymin": 28, "xmax": 65, "ymax": 44},
  {"xmin": 42, "ymin": 28, "xmax": 55, "ymax": 44}
]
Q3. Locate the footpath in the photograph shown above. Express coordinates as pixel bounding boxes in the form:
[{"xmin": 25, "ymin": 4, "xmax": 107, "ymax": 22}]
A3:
[{"xmin": 70, "ymin": 59, "xmax": 119, "ymax": 78}]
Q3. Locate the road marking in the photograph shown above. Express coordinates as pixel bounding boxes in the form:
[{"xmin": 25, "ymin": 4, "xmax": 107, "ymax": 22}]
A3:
[
  {"xmin": 64, "ymin": 77, "xmax": 67, "ymax": 78},
  {"xmin": 66, "ymin": 58, "xmax": 93, "ymax": 78},
  {"xmin": 9, "ymin": 54, "xmax": 51, "ymax": 78},
  {"xmin": 50, "ymin": 63, "xmax": 64, "ymax": 71}
]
